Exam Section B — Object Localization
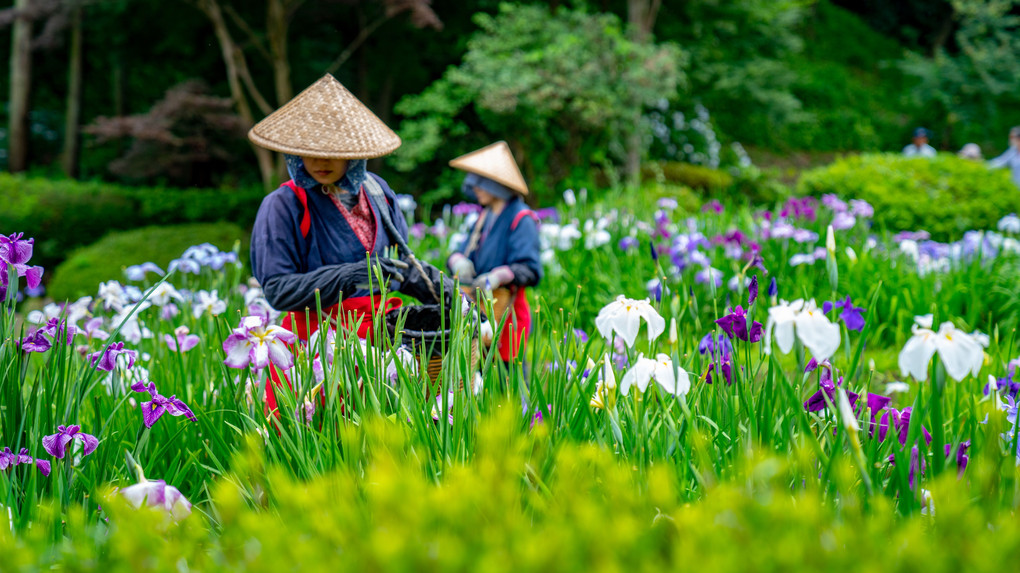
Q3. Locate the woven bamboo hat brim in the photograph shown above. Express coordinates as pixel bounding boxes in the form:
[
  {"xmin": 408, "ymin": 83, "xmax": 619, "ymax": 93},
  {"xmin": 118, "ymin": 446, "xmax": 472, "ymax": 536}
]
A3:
[
  {"xmin": 449, "ymin": 141, "xmax": 529, "ymax": 196},
  {"xmin": 248, "ymin": 74, "xmax": 401, "ymax": 159}
]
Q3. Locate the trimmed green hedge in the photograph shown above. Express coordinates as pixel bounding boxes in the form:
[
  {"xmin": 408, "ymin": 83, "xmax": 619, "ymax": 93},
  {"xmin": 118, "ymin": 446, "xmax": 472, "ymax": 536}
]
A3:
[
  {"xmin": 797, "ymin": 153, "xmax": 1020, "ymax": 240},
  {"xmin": 0, "ymin": 174, "xmax": 264, "ymax": 272},
  {"xmin": 47, "ymin": 223, "xmax": 250, "ymax": 301}
]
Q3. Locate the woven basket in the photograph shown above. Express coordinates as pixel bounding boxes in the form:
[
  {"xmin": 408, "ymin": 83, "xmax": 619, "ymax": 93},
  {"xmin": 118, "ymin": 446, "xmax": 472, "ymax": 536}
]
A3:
[{"xmin": 385, "ymin": 305, "xmax": 479, "ymax": 392}]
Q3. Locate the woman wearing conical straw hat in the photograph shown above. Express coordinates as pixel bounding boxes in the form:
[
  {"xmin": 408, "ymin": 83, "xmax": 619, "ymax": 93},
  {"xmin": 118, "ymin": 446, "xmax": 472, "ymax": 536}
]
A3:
[
  {"xmin": 248, "ymin": 74, "xmax": 454, "ymax": 415},
  {"xmin": 447, "ymin": 142, "xmax": 542, "ymax": 364}
]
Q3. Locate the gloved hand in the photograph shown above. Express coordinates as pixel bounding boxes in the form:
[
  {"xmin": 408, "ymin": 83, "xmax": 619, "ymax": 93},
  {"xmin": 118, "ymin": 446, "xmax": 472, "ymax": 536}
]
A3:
[
  {"xmin": 447, "ymin": 252, "xmax": 476, "ymax": 282},
  {"xmin": 472, "ymin": 266, "xmax": 514, "ymax": 291},
  {"xmin": 399, "ymin": 255, "xmax": 458, "ymax": 308},
  {"xmin": 346, "ymin": 256, "xmax": 408, "ymax": 291}
]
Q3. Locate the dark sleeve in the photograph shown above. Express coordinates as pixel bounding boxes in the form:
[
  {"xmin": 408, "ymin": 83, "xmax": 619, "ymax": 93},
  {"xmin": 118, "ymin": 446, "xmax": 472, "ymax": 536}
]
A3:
[
  {"xmin": 370, "ymin": 172, "xmax": 409, "ymax": 242},
  {"xmin": 261, "ymin": 266, "xmax": 349, "ymax": 312},
  {"xmin": 505, "ymin": 215, "xmax": 542, "ymax": 288},
  {"xmin": 250, "ymin": 189, "xmax": 306, "ymax": 285}
]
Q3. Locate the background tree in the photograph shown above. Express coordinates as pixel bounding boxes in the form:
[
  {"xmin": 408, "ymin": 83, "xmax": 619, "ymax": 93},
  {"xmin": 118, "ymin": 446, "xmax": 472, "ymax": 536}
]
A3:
[
  {"xmin": 391, "ymin": 3, "xmax": 683, "ymax": 203},
  {"xmin": 898, "ymin": 0, "xmax": 1020, "ymax": 148}
]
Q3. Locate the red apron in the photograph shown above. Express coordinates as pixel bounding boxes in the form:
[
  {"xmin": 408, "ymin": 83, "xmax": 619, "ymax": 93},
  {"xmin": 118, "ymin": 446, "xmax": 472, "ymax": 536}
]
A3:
[
  {"xmin": 264, "ymin": 295, "xmax": 402, "ymax": 416},
  {"xmin": 497, "ymin": 287, "xmax": 531, "ymax": 362}
]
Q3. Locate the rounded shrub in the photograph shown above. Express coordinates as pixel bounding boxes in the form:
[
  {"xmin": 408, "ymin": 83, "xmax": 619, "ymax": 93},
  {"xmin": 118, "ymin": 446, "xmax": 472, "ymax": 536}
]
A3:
[
  {"xmin": 797, "ymin": 153, "xmax": 1020, "ymax": 240},
  {"xmin": 47, "ymin": 222, "xmax": 249, "ymax": 301}
]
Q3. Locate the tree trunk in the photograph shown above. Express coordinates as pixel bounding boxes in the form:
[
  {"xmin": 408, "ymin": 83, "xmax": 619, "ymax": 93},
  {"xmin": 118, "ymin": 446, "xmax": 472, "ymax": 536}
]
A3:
[
  {"xmin": 198, "ymin": 0, "xmax": 276, "ymax": 191},
  {"xmin": 62, "ymin": 6, "xmax": 84, "ymax": 178},
  {"xmin": 267, "ymin": 0, "xmax": 291, "ymax": 181},
  {"xmin": 8, "ymin": 0, "xmax": 33, "ymax": 173},
  {"xmin": 627, "ymin": 0, "xmax": 660, "ymax": 41}
]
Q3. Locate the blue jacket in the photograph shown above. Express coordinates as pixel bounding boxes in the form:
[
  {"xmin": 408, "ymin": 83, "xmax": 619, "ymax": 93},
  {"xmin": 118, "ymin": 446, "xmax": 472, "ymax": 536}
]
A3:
[
  {"xmin": 250, "ymin": 171, "xmax": 408, "ymax": 307},
  {"xmin": 455, "ymin": 197, "xmax": 542, "ymax": 287}
]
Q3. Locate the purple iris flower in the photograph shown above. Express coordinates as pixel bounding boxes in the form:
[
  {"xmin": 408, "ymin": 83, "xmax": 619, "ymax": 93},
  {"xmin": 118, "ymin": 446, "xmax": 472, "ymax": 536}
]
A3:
[
  {"xmin": 701, "ymin": 200, "xmax": 724, "ymax": 214},
  {"xmin": 698, "ymin": 333, "xmax": 732, "ymax": 360},
  {"xmin": 768, "ymin": 277, "xmax": 778, "ymax": 298},
  {"xmin": 747, "ymin": 275, "xmax": 759, "ymax": 306},
  {"xmin": 222, "ymin": 315, "xmax": 298, "ymax": 372},
  {"xmin": 857, "ymin": 393, "xmax": 892, "ymax": 435},
  {"xmin": 714, "ymin": 305, "xmax": 763, "ymax": 343},
  {"xmin": 944, "ymin": 441, "xmax": 971, "ymax": 476},
  {"xmin": 823, "ymin": 295, "xmax": 867, "ymax": 331},
  {"xmin": 0, "ymin": 232, "xmax": 44, "ymax": 300},
  {"xmin": 783, "ymin": 197, "xmax": 818, "ymax": 222},
  {"xmin": 88, "ymin": 342, "xmax": 138, "ymax": 372},
  {"xmin": 984, "ymin": 376, "xmax": 1020, "ymax": 400},
  {"xmin": 705, "ymin": 359, "xmax": 732, "ymax": 385},
  {"xmin": 164, "ymin": 326, "xmax": 200, "ymax": 353},
  {"xmin": 161, "ymin": 304, "xmax": 180, "ymax": 321},
  {"xmin": 452, "ymin": 202, "xmax": 482, "ymax": 216},
  {"xmin": 131, "ymin": 381, "xmax": 197, "ymax": 428},
  {"xmin": 893, "ymin": 230, "xmax": 930, "ymax": 242},
  {"xmin": 409, "ymin": 223, "xmax": 427, "ymax": 240},
  {"xmin": 618, "ymin": 237, "xmax": 639, "ymax": 252},
  {"xmin": 804, "ymin": 367, "xmax": 859, "ymax": 412},
  {"xmin": 40, "ymin": 317, "xmax": 79, "ymax": 345},
  {"xmin": 569, "ymin": 328, "xmax": 589, "ymax": 345},
  {"xmin": 20, "ymin": 329, "xmax": 52, "ymax": 353},
  {"xmin": 849, "ymin": 200, "xmax": 874, "ymax": 218},
  {"xmin": 534, "ymin": 207, "xmax": 559, "ymax": 223},
  {"xmin": 124, "ymin": 262, "xmax": 165, "ymax": 282},
  {"xmin": 0, "ymin": 447, "xmax": 51, "ymax": 477},
  {"xmin": 821, "ymin": 194, "xmax": 848, "ymax": 212},
  {"xmin": 877, "ymin": 407, "xmax": 932, "ymax": 446},
  {"xmin": 42, "ymin": 425, "xmax": 99, "ymax": 460},
  {"xmin": 82, "ymin": 317, "xmax": 110, "ymax": 341}
]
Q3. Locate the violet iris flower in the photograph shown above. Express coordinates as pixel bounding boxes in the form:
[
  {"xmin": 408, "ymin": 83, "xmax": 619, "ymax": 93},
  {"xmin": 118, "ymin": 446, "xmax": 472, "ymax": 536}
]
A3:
[
  {"xmin": 701, "ymin": 200, "xmax": 724, "ymax": 214},
  {"xmin": 120, "ymin": 479, "xmax": 192, "ymax": 521},
  {"xmin": 42, "ymin": 425, "xmax": 99, "ymax": 460},
  {"xmin": 823, "ymin": 295, "xmax": 867, "ymax": 331},
  {"xmin": 164, "ymin": 326, "xmax": 200, "ymax": 353},
  {"xmin": 944, "ymin": 441, "xmax": 971, "ymax": 476},
  {"xmin": 452, "ymin": 202, "xmax": 482, "ymax": 216},
  {"xmin": 705, "ymin": 359, "xmax": 732, "ymax": 385},
  {"xmin": 715, "ymin": 305, "xmax": 763, "ymax": 343},
  {"xmin": 20, "ymin": 329, "xmax": 52, "ymax": 353},
  {"xmin": 0, "ymin": 232, "xmax": 44, "ymax": 300},
  {"xmin": 877, "ymin": 407, "xmax": 932, "ymax": 446},
  {"xmin": 88, "ymin": 342, "xmax": 138, "ymax": 372},
  {"xmin": 222, "ymin": 315, "xmax": 297, "ymax": 372},
  {"xmin": 768, "ymin": 277, "xmax": 778, "ymax": 298},
  {"xmin": 804, "ymin": 367, "xmax": 859, "ymax": 412},
  {"xmin": 748, "ymin": 275, "xmax": 759, "ymax": 306},
  {"xmin": 0, "ymin": 447, "xmax": 51, "ymax": 477},
  {"xmin": 130, "ymin": 381, "xmax": 197, "ymax": 428},
  {"xmin": 698, "ymin": 333, "xmax": 732, "ymax": 360},
  {"xmin": 618, "ymin": 237, "xmax": 639, "ymax": 252}
]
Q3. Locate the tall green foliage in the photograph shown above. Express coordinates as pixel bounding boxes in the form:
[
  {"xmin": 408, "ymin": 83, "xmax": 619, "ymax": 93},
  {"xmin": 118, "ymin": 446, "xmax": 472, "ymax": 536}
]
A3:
[{"xmin": 390, "ymin": 3, "xmax": 683, "ymax": 202}]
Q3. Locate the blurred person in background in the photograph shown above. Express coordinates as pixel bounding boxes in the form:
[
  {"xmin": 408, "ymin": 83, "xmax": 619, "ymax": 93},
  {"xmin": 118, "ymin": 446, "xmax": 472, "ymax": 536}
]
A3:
[
  {"xmin": 446, "ymin": 142, "xmax": 542, "ymax": 366},
  {"xmin": 958, "ymin": 143, "xmax": 983, "ymax": 160},
  {"xmin": 988, "ymin": 127, "xmax": 1020, "ymax": 189},
  {"xmin": 902, "ymin": 127, "xmax": 937, "ymax": 157}
]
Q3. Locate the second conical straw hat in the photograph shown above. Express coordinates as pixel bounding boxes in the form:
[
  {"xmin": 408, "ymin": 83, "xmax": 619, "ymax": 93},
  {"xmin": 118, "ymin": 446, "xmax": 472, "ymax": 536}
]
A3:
[
  {"xmin": 449, "ymin": 141, "xmax": 529, "ymax": 196},
  {"xmin": 248, "ymin": 74, "xmax": 401, "ymax": 159}
]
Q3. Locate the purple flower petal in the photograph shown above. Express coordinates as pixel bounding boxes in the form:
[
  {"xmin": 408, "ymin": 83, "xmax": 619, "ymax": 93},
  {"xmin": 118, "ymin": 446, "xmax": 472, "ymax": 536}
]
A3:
[
  {"xmin": 747, "ymin": 275, "xmax": 759, "ymax": 306},
  {"xmin": 42, "ymin": 431, "xmax": 74, "ymax": 459},
  {"xmin": 140, "ymin": 401, "xmax": 166, "ymax": 428},
  {"xmin": 35, "ymin": 459, "xmax": 51, "ymax": 477}
]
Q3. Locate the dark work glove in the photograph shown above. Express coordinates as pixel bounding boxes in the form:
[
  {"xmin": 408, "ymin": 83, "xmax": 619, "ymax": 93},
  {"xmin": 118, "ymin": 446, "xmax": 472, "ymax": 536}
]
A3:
[
  {"xmin": 262, "ymin": 257, "xmax": 407, "ymax": 312},
  {"xmin": 398, "ymin": 256, "xmax": 457, "ymax": 308}
]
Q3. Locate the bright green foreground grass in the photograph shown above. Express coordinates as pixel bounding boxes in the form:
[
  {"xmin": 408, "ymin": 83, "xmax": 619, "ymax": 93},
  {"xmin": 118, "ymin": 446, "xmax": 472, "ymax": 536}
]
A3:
[{"xmin": 2, "ymin": 412, "xmax": 1019, "ymax": 571}]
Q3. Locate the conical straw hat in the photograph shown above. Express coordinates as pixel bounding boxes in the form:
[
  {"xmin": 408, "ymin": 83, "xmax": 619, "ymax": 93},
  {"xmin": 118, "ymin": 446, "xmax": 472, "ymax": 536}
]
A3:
[
  {"xmin": 248, "ymin": 74, "xmax": 401, "ymax": 159},
  {"xmin": 449, "ymin": 141, "xmax": 529, "ymax": 196}
]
